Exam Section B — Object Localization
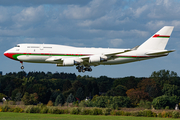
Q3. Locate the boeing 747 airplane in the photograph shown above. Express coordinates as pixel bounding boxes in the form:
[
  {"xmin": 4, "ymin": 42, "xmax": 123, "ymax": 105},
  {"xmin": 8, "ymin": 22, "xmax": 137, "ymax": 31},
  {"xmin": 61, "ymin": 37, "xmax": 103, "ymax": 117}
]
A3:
[{"xmin": 4, "ymin": 26, "xmax": 175, "ymax": 72}]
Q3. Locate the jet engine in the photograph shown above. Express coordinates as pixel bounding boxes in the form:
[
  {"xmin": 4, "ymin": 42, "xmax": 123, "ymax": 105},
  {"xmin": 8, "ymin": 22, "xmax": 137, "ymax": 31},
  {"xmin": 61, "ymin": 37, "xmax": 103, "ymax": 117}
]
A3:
[
  {"xmin": 63, "ymin": 59, "xmax": 74, "ymax": 66},
  {"xmin": 89, "ymin": 55, "xmax": 107, "ymax": 63},
  {"xmin": 62, "ymin": 58, "xmax": 83, "ymax": 66}
]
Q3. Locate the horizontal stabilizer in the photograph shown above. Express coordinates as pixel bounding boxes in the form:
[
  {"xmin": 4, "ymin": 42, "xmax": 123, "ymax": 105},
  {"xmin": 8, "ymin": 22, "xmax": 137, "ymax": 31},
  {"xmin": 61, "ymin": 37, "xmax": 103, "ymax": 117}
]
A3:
[{"xmin": 146, "ymin": 50, "xmax": 175, "ymax": 55}]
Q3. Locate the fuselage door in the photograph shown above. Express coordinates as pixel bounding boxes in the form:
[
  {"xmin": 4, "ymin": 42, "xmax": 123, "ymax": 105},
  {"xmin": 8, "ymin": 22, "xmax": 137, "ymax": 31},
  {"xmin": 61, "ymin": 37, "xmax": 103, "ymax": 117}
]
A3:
[
  {"xmin": 40, "ymin": 44, "xmax": 44, "ymax": 50},
  {"xmin": 26, "ymin": 46, "xmax": 30, "ymax": 57}
]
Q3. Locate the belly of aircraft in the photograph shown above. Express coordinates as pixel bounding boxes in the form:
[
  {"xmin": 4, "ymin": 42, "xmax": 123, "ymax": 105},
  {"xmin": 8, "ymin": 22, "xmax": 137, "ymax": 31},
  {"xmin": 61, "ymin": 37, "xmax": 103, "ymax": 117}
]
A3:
[{"xmin": 17, "ymin": 55, "xmax": 50, "ymax": 63}]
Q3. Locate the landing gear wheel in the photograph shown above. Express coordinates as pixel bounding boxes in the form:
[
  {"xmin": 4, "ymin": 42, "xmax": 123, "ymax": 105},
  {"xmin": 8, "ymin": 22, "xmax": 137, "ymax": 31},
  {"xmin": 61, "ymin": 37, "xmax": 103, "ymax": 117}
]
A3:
[
  {"xmin": 21, "ymin": 66, "xmax": 24, "ymax": 70},
  {"xmin": 76, "ymin": 65, "xmax": 92, "ymax": 72},
  {"xmin": 76, "ymin": 66, "xmax": 79, "ymax": 69},
  {"xmin": 20, "ymin": 61, "xmax": 24, "ymax": 70},
  {"xmin": 88, "ymin": 68, "xmax": 92, "ymax": 72}
]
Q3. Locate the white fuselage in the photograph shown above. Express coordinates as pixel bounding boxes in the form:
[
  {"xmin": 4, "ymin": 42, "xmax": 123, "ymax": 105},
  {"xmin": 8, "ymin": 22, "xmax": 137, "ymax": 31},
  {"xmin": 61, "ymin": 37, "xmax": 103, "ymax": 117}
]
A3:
[{"xmin": 4, "ymin": 43, "xmax": 166, "ymax": 66}]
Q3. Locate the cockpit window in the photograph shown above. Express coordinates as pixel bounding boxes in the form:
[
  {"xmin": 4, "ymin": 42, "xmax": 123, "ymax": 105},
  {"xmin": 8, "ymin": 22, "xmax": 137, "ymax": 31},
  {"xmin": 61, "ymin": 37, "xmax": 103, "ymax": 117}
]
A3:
[{"xmin": 15, "ymin": 45, "xmax": 20, "ymax": 47}]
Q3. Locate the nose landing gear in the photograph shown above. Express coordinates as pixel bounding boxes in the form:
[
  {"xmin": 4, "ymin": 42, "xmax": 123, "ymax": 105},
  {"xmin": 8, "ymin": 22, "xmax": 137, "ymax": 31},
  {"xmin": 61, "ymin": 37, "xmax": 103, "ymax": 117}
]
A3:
[{"xmin": 20, "ymin": 61, "xmax": 24, "ymax": 70}]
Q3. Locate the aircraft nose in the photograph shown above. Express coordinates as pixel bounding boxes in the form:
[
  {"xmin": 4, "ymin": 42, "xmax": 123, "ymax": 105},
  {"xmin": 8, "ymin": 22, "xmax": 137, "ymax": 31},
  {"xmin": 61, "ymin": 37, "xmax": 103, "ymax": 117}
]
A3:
[
  {"xmin": 4, "ymin": 51, "xmax": 14, "ymax": 59},
  {"xmin": 4, "ymin": 51, "xmax": 8, "ymax": 57},
  {"xmin": 4, "ymin": 52, "xmax": 9, "ymax": 57}
]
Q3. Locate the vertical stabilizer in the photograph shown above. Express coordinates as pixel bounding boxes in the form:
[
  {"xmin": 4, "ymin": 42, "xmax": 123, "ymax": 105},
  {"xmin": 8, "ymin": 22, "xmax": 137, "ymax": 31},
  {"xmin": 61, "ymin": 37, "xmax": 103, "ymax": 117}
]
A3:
[{"xmin": 138, "ymin": 26, "xmax": 174, "ymax": 50}]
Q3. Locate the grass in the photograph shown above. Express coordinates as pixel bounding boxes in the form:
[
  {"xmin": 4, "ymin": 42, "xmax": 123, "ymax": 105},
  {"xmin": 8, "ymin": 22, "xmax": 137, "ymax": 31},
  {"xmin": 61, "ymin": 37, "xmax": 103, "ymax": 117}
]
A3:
[{"xmin": 0, "ymin": 112, "xmax": 176, "ymax": 120}]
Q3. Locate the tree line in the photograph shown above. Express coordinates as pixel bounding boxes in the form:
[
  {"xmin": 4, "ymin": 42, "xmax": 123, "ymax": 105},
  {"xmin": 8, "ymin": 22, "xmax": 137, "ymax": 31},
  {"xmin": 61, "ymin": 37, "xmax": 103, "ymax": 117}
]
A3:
[{"xmin": 0, "ymin": 69, "xmax": 180, "ymax": 109}]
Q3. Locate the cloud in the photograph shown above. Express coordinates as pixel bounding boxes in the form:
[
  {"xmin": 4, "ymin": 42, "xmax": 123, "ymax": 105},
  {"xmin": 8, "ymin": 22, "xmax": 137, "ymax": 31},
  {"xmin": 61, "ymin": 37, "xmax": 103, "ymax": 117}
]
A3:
[
  {"xmin": 0, "ymin": 7, "xmax": 9, "ymax": 22},
  {"xmin": 109, "ymin": 39, "xmax": 123, "ymax": 47},
  {"xmin": 172, "ymin": 20, "xmax": 180, "ymax": 28},
  {"xmin": 156, "ymin": 0, "xmax": 171, "ymax": 7},
  {"xmin": 133, "ymin": 5, "xmax": 148, "ymax": 18},
  {"xmin": 12, "ymin": 6, "xmax": 46, "ymax": 28},
  {"xmin": 0, "ymin": 0, "xmax": 91, "ymax": 6},
  {"xmin": 146, "ymin": 20, "xmax": 180, "ymax": 31},
  {"xmin": 0, "ymin": 0, "xmax": 179, "ymax": 46},
  {"xmin": 63, "ymin": 0, "xmax": 116, "ymax": 20}
]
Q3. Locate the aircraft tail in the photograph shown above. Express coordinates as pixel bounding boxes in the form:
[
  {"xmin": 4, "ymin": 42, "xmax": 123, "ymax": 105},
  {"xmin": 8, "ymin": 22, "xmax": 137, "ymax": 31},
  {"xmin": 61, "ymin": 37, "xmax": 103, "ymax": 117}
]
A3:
[{"xmin": 138, "ymin": 26, "xmax": 174, "ymax": 50}]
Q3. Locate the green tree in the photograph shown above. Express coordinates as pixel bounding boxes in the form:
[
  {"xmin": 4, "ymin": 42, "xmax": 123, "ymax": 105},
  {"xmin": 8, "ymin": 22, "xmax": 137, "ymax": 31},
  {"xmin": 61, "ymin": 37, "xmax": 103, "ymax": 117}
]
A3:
[
  {"xmin": 93, "ymin": 96, "xmax": 132, "ymax": 108},
  {"xmin": 96, "ymin": 96, "xmax": 106, "ymax": 108},
  {"xmin": 63, "ymin": 88, "xmax": 75, "ymax": 99},
  {"xmin": 0, "ymin": 76, "xmax": 22, "ymax": 97},
  {"xmin": 21, "ymin": 92, "xmax": 39, "ymax": 105},
  {"xmin": 50, "ymin": 90, "xmax": 61, "ymax": 102},
  {"xmin": 152, "ymin": 95, "xmax": 170, "ymax": 109},
  {"xmin": 67, "ymin": 93, "xmax": 76, "ymax": 103},
  {"xmin": 55, "ymin": 93, "xmax": 65, "ymax": 106},
  {"xmin": 21, "ymin": 76, "xmax": 35, "ymax": 94},
  {"xmin": 169, "ymin": 95, "xmax": 180, "ymax": 108},
  {"xmin": 137, "ymin": 78, "xmax": 161, "ymax": 98},
  {"xmin": 112, "ymin": 96, "xmax": 132, "ymax": 108},
  {"xmin": 106, "ymin": 85, "xmax": 127, "ymax": 96},
  {"xmin": 21, "ymin": 92, "xmax": 30, "ymax": 105},
  {"xmin": 97, "ymin": 76, "xmax": 114, "ymax": 93},
  {"xmin": 113, "ymin": 76, "xmax": 140, "ymax": 89},
  {"xmin": 32, "ymin": 83, "xmax": 47, "ymax": 103},
  {"xmin": 92, "ymin": 81, "xmax": 99, "ymax": 96},
  {"xmin": 152, "ymin": 95, "xmax": 180, "ymax": 109},
  {"xmin": 14, "ymin": 92, "xmax": 22, "ymax": 101},
  {"xmin": 11, "ymin": 88, "xmax": 20, "ymax": 100},
  {"xmin": 17, "ymin": 71, "xmax": 27, "ymax": 79},
  {"xmin": 72, "ymin": 80, "xmax": 84, "ymax": 91},
  {"xmin": 162, "ymin": 84, "xmax": 180, "ymax": 96},
  {"xmin": 150, "ymin": 70, "xmax": 178, "ymax": 87},
  {"xmin": 47, "ymin": 71, "xmax": 53, "ymax": 78},
  {"xmin": 85, "ymin": 81, "xmax": 92, "ymax": 97},
  {"xmin": 76, "ymin": 87, "xmax": 84, "ymax": 101},
  {"xmin": 99, "ymin": 82, "xmax": 106, "ymax": 93},
  {"xmin": 63, "ymin": 80, "xmax": 72, "ymax": 91},
  {"xmin": 29, "ymin": 93, "xmax": 39, "ymax": 104}
]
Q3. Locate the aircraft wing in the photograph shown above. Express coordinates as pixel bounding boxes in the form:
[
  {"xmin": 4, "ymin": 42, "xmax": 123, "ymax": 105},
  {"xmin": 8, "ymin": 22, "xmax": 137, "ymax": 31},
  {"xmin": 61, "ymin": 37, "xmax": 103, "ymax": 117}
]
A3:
[
  {"xmin": 80, "ymin": 49, "xmax": 131, "ymax": 60},
  {"xmin": 46, "ymin": 49, "xmax": 131, "ymax": 65},
  {"xmin": 146, "ymin": 50, "xmax": 175, "ymax": 55},
  {"xmin": 103, "ymin": 49, "xmax": 131, "ymax": 56},
  {"xmin": 45, "ymin": 56, "xmax": 63, "ymax": 62}
]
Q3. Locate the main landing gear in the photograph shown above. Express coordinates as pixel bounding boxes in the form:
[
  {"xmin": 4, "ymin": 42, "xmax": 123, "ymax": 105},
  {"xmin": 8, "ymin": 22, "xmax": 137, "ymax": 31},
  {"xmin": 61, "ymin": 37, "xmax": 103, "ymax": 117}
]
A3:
[
  {"xmin": 20, "ymin": 61, "xmax": 24, "ymax": 70},
  {"xmin": 76, "ymin": 65, "xmax": 92, "ymax": 73}
]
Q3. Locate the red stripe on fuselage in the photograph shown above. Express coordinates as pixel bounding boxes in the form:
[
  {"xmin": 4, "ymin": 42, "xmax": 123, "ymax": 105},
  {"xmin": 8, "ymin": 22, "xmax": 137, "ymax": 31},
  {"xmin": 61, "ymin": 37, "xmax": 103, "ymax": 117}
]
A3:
[{"xmin": 4, "ymin": 53, "xmax": 16, "ymax": 60}]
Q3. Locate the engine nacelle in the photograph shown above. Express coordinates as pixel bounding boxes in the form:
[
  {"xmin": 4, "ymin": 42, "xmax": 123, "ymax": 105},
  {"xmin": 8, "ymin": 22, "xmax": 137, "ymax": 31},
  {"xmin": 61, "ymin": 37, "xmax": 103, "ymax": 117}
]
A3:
[
  {"xmin": 63, "ymin": 59, "xmax": 75, "ymax": 66},
  {"xmin": 63, "ymin": 58, "xmax": 83, "ymax": 66},
  {"xmin": 89, "ymin": 55, "xmax": 107, "ymax": 63}
]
